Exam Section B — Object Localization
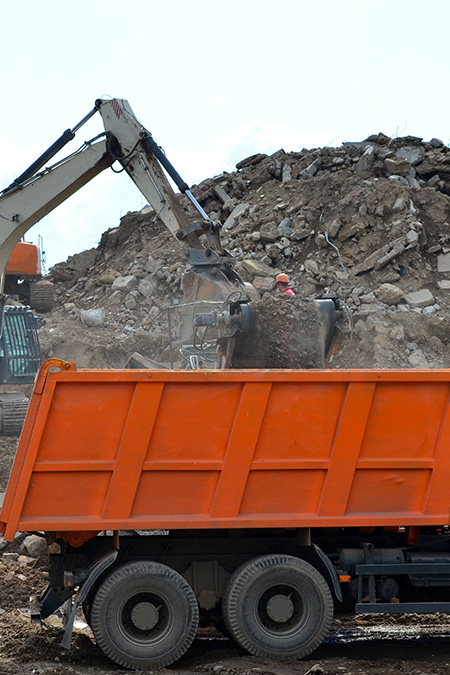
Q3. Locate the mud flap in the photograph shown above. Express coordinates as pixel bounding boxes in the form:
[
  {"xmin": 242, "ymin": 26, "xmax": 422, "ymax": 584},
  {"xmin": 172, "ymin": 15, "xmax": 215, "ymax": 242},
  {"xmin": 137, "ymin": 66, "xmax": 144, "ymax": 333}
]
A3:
[
  {"xmin": 312, "ymin": 543, "xmax": 342, "ymax": 603},
  {"xmin": 61, "ymin": 549, "xmax": 118, "ymax": 649}
]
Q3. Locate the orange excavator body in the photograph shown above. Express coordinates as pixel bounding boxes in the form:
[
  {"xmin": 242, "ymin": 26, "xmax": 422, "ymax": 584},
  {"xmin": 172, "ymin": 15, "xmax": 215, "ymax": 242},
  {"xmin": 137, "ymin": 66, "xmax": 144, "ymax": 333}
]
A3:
[{"xmin": 6, "ymin": 241, "xmax": 41, "ymax": 277}]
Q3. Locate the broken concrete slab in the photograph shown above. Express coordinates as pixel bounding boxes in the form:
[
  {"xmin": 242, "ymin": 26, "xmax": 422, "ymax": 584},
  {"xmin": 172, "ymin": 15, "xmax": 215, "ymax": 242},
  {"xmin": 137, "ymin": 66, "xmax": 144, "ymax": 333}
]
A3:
[
  {"xmin": 223, "ymin": 203, "xmax": 250, "ymax": 229},
  {"xmin": 395, "ymin": 146, "xmax": 425, "ymax": 166},
  {"xmin": 404, "ymin": 289, "xmax": 435, "ymax": 308},
  {"xmin": 241, "ymin": 259, "xmax": 278, "ymax": 278},
  {"xmin": 385, "ymin": 157, "xmax": 413, "ymax": 176},
  {"xmin": 354, "ymin": 145, "xmax": 375, "ymax": 177},
  {"xmin": 438, "ymin": 252, "xmax": 450, "ymax": 272},
  {"xmin": 111, "ymin": 275, "xmax": 138, "ymax": 292},
  {"xmin": 252, "ymin": 276, "xmax": 275, "ymax": 292}
]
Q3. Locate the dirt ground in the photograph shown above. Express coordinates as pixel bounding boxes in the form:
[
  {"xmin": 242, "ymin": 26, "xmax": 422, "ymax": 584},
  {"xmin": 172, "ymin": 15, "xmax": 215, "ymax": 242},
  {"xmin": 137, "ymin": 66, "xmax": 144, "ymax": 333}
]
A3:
[{"xmin": 1, "ymin": 607, "xmax": 450, "ymax": 674}]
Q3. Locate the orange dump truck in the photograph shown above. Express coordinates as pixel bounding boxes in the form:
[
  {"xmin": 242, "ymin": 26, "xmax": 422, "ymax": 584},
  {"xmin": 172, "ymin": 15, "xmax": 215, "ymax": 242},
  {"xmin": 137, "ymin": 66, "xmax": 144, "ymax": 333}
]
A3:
[{"xmin": 3, "ymin": 360, "xmax": 450, "ymax": 669}]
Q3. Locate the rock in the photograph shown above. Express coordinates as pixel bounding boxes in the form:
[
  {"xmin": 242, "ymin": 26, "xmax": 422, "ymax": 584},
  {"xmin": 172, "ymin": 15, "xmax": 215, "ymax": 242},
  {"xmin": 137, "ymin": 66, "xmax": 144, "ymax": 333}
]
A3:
[
  {"xmin": 338, "ymin": 221, "xmax": 367, "ymax": 242},
  {"xmin": 390, "ymin": 325, "xmax": 405, "ymax": 340},
  {"xmin": 124, "ymin": 297, "xmax": 137, "ymax": 310},
  {"xmin": 278, "ymin": 218, "xmax": 292, "ymax": 235},
  {"xmin": 80, "ymin": 308, "xmax": 105, "ymax": 326},
  {"xmin": 437, "ymin": 253, "xmax": 450, "ymax": 273},
  {"xmin": 149, "ymin": 306, "xmax": 160, "ymax": 319},
  {"xmin": 291, "ymin": 228, "xmax": 312, "ymax": 241},
  {"xmin": 111, "ymin": 275, "xmax": 138, "ymax": 292},
  {"xmin": 359, "ymin": 292, "xmax": 376, "ymax": 303},
  {"xmin": 406, "ymin": 230, "xmax": 419, "ymax": 245},
  {"xmin": 395, "ymin": 146, "xmax": 425, "ymax": 166},
  {"xmin": 241, "ymin": 259, "xmax": 278, "ymax": 278},
  {"xmin": 282, "ymin": 163, "xmax": 292, "ymax": 182},
  {"xmin": 214, "ymin": 186, "xmax": 232, "ymax": 204},
  {"xmin": 393, "ymin": 197, "xmax": 408, "ymax": 211},
  {"xmin": 252, "ymin": 276, "xmax": 275, "ymax": 292},
  {"xmin": 259, "ymin": 226, "xmax": 279, "ymax": 243},
  {"xmin": 304, "ymin": 259, "xmax": 320, "ymax": 277},
  {"xmin": 327, "ymin": 219, "xmax": 342, "ymax": 237},
  {"xmin": 354, "ymin": 145, "xmax": 375, "ymax": 176},
  {"xmin": 23, "ymin": 534, "xmax": 47, "ymax": 558},
  {"xmin": 408, "ymin": 349, "xmax": 430, "ymax": 369},
  {"xmin": 235, "ymin": 153, "xmax": 267, "ymax": 170},
  {"xmin": 138, "ymin": 278, "xmax": 156, "ymax": 298},
  {"xmin": 430, "ymin": 138, "xmax": 444, "ymax": 148},
  {"xmin": 17, "ymin": 555, "xmax": 36, "ymax": 566},
  {"xmin": 438, "ymin": 280, "xmax": 450, "ymax": 290},
  {"xmin": 223, "ymin": 203, "xmax": 250, "ymax": 229},
  {"xmin": 65, "ymin": 248, "xmax": 97, "ymax": 272},
  {"xmin": 2, "ymin": 552, "xmax": 18, "ymax": 561},
  {"xmin": 98, "ymin": 271, "xmax": 117, "ymax": 285},
  {"xmin": 374, "ymin": 237, "xmax": 407, "ymax": 270},
  {"xmin": 303, "ymin": 158, "xmax": 321, "ymax": 177},
  {"xmin": 385, "ymin": 157, "xmax": 413, "ymax": 176},
  {"xmin": 352, "ymin": 244, "xmax": 390, "ymax": 274},
  {"xmin": 404, "ymin": 289, "xmax": 435, "ymax": 308},
  {"xmin": 376, "ymin": 283, "xmax": 404, "ymax": 305}
]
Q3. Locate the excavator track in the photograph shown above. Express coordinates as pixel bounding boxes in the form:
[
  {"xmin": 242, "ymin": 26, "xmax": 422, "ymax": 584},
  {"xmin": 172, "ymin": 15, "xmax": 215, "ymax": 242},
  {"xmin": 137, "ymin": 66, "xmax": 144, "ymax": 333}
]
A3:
[
  {"xmin": 0, "ymin": 393, "xmax": 29, "ymax": 436},
  {"xmin": 29, "ymin": 280, "xmax": 55, "ymax": 312}
]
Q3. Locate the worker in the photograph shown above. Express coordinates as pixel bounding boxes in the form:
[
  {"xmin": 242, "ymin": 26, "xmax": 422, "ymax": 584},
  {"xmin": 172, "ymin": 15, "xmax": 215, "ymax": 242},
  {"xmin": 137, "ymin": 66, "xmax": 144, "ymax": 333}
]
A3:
[{"xmin": 275, "ymin": 273, "xmax": 295, "ymax": 297}]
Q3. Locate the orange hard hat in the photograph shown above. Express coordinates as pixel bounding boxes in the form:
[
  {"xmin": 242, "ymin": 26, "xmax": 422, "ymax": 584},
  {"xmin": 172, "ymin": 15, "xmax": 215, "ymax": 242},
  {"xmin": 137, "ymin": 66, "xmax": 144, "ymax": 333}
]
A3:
[{"xmin": 276, "ymin": 273, "xmax": 289, "ymax": 284}]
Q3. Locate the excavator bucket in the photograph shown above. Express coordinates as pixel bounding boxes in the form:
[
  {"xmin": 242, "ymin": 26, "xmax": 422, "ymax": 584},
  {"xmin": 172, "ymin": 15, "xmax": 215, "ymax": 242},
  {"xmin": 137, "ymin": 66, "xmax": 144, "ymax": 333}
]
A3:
[{"xmin": 230, "ymin": 296, "xmax": 340, "ymax": 369}]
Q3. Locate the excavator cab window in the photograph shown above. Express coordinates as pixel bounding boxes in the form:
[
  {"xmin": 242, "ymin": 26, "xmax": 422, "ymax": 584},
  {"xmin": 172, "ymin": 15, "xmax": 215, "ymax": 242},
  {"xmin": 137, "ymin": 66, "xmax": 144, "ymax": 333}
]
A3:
[{"xmin": 0, "ymin": 308, "xmax": 41, "ymax": 383}]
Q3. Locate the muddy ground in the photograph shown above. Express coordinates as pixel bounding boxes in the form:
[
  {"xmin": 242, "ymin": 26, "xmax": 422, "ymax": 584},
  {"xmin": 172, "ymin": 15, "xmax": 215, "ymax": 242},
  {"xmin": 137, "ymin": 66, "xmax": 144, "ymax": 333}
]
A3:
[{"xmin": 1, "ymin": 605, "xmax": 450, "ymax": 674}]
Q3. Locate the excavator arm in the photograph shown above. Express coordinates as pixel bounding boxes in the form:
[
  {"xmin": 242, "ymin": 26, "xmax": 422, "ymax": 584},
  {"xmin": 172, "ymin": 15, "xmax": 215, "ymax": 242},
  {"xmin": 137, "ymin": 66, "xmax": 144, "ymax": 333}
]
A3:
[{"xmin": 0, "ymin": 98, "xmax": 253, "ymax": 365}]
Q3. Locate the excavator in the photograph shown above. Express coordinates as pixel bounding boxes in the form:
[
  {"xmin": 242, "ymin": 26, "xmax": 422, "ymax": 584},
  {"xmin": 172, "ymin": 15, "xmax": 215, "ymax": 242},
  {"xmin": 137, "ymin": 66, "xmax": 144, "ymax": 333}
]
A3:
[
  {"xmin": 5, "ymin": 239, "xmax": 54, "ymax": 312},
  {"xmin": 0, "ymin": 98, "xmax": 261, "ymax": 370},
  {"xmin": 0, "ymin": 98, "xmax": 338, "ymax": 379}
]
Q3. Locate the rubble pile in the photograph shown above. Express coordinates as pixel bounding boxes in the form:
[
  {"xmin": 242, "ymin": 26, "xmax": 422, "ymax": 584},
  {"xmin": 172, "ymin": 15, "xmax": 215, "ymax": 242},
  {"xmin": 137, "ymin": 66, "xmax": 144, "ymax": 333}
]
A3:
[{"xmin": 40, "ymin": 132, "xmax": 450, "ymax": 369}]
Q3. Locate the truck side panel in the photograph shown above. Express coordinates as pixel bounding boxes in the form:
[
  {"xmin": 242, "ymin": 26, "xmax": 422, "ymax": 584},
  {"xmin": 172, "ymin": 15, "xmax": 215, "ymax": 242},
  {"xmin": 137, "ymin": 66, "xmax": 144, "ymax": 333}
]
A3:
[{"xmin": 2, "ymin": 362, "xmax": 450, "ymax": 540}]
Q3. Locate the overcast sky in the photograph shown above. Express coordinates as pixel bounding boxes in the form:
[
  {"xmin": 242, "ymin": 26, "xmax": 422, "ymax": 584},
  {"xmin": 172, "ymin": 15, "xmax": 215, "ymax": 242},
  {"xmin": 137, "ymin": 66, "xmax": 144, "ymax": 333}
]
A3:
[{"xmin": 1, "ymin": 0, "xmax": 449, "ymax": 268}]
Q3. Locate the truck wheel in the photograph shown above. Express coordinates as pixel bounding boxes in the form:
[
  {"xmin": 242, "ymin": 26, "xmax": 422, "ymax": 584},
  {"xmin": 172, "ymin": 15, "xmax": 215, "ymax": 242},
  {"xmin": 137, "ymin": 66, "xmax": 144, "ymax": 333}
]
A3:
[
  {"xmin": 29, "ymin": 280, "xmax": 55, "ymax": 312},
  {"xmin": 222, "ymin": 554, "xmax": 333, "ymax": 659},
  {"xmin": 90, "ymin": 560, "xmax": 199, "ymax": 669}
]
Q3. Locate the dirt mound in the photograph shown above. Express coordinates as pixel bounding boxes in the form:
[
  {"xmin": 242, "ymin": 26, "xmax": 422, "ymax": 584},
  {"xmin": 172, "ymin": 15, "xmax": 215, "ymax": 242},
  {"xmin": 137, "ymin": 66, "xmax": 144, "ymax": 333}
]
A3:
[{"xmin": 32, "ymin": 131, "xmax": 450, "ymax": 371}]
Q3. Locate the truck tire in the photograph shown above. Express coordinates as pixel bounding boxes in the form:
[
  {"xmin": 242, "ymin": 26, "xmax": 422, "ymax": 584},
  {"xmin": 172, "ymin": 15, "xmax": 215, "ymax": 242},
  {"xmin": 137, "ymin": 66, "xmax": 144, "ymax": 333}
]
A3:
[
  {"xmin": 89, "ymin": 560, "xmax": 199, "ymax": 669},
  {"xmin": 222, "ymin": 554, "xmax": 333, "ymax": 660},
  {"xmin": 29, "ymin": 280, "xmax": 55, "ymax": 312}
]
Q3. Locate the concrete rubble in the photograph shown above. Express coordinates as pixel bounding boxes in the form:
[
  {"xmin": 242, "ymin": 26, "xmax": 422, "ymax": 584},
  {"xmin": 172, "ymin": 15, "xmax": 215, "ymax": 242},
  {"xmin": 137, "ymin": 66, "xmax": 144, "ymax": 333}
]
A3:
[{"xmin": 33, "ymin": 130, "xmax": 450, "ymax": 370}]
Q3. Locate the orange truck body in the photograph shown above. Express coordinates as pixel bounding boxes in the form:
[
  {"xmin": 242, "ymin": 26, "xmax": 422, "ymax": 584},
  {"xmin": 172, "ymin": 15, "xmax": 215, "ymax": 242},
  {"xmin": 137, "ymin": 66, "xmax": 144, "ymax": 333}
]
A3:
[
  {"xmin": 2, "ymin": 359, "xmax": 450, "ymax": 542},
  {"xmin": 5, "ymin": 241, "xmax": 40, "ymax": 277}
]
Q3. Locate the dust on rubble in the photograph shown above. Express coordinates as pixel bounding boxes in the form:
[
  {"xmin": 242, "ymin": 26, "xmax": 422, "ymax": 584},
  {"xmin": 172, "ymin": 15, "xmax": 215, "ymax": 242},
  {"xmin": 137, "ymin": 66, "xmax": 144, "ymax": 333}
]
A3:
[{"xmin": 34, "ymin": 131, "xmax": 450, "ymax": 372}]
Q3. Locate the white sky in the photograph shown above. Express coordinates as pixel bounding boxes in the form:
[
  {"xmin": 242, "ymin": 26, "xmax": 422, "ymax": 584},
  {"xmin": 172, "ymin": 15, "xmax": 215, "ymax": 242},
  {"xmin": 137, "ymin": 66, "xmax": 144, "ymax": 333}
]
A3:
[{"xmin": 1, "ymin": 0, "xmax": 450, "ymax": 268}]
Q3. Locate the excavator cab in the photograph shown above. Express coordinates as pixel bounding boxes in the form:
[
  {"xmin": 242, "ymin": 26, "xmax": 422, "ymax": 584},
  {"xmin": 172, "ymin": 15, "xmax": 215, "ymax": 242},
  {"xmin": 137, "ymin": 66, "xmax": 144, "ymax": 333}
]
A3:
[
  {"xmin": 0, "ymin": 306, "xmax": 41, "ymax": 436},
  {"xmin": 0, "ymin": 306, "xmax": 41, "ymax": 383}
]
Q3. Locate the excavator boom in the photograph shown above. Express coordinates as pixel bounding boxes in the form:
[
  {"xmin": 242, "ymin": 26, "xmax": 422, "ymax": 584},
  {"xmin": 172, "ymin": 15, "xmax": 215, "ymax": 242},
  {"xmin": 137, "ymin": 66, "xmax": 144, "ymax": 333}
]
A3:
[{"xmin": 0, "ymin": 98, "xmax": 253, "ymax": 365}]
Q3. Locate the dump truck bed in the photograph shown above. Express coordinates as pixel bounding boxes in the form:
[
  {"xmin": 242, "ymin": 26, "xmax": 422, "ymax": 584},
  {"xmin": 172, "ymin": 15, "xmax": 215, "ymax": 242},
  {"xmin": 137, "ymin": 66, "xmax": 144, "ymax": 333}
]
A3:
[{"xmin": 2, "ymin": 360, "xmax": 450, "ymax": 542}]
